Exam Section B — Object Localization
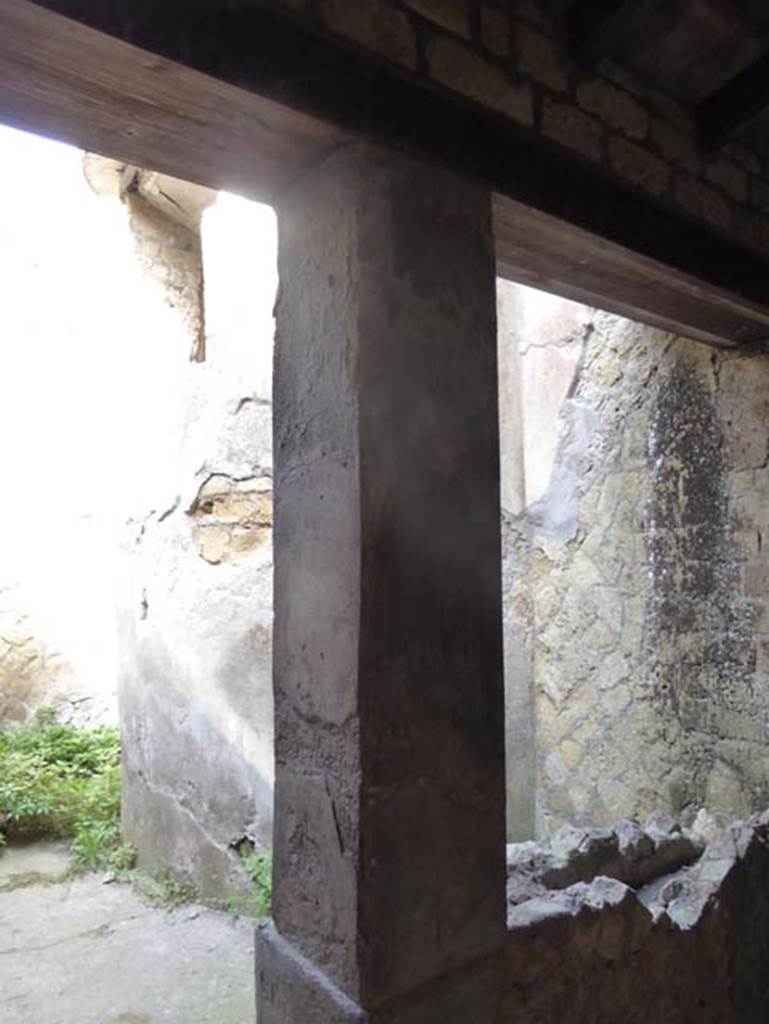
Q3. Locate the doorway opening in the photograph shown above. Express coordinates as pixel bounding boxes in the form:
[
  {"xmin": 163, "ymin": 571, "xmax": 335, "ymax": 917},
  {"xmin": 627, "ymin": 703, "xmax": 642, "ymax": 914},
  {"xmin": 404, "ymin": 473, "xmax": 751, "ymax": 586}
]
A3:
[
  {"xmin": 499, "ymin": 276, "xmax": 769, "ymax": 920},
  {"xmin": 0, "ymin": 123, "xmax": 276, "ymax": 1022}
]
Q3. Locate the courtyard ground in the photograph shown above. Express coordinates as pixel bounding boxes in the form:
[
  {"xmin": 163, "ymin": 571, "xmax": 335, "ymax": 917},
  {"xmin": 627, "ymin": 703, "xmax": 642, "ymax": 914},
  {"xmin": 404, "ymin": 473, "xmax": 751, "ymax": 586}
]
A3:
[{"xmin": 0, "ymin": 843, "xmax": 255, "ymax": 1024}]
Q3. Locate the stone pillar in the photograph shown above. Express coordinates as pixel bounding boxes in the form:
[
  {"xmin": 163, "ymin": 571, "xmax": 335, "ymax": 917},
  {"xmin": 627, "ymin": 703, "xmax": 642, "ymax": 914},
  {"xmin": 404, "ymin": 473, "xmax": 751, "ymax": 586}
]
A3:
[{"xmin": 257, "ymin": 144, "xmax": 506, "ymax": 1022}]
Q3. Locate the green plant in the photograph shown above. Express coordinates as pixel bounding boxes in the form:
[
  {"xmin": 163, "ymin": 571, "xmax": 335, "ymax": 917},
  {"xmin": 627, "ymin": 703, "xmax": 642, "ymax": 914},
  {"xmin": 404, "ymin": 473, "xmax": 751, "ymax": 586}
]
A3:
[
  {"xmin": 71, "ymin": 821, "xmax": 121, "ymax": 871},
  {"xmin": 108, "ymin": 842, "xmax": 138, "ymax": 872},
  {"xmin": 241, "ymin": 850, "xmax": 273, "ymax": 920},
  {"xmin": 124, "ymin": 867, "xmax": 197, "ymax": 909},
  {"xmin": 0, "ymin": 708, "xmax": 124, "ymax": 870}
]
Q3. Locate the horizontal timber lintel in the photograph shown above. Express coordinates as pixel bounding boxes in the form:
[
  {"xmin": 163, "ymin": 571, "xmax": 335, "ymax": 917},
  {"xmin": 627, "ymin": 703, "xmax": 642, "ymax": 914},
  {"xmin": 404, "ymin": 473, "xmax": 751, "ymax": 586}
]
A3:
[{"xmin": 3, "ymin": 0, "xmax": 769, "ymax": 347}]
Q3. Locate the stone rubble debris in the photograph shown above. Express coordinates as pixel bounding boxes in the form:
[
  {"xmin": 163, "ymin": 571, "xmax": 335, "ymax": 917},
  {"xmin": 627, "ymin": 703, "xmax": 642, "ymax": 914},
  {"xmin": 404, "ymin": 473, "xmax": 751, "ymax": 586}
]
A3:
[
  {"xmin": 503, "ymin": 813, "xmax": 769, "ymax": 1020},
  {"xmin": 506, "ymin": 809, "xmax": 769, "ymax": 935},
  {"xmin": 506, "ymin": 811, "xmax": 704, "ymax": 906}
]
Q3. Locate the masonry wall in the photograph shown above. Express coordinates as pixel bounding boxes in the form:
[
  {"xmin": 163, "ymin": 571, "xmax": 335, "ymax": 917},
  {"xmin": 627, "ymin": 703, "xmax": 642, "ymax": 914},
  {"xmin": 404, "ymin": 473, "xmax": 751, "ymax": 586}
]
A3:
[
  {"xmin": 0, "ymin": 126, "xmax": 278, "ymax": 898},
  {"xmin": 267, "ymin": 0, "xmax": 769, "ymax": 260},
  {"xmin": 117, "ymin": 192, "xmax": 277, "ymax": 899},
  {"xmin": 499, "ymin": 280, "xmax": 769, "ymax": 839}
]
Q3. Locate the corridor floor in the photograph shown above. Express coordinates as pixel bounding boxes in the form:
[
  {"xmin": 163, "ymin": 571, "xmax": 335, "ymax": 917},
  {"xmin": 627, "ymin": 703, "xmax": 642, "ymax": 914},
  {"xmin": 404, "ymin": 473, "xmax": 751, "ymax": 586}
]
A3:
[{"xmin": 0, "ymin": 846, "xmax": 254, "ymax": 1024}]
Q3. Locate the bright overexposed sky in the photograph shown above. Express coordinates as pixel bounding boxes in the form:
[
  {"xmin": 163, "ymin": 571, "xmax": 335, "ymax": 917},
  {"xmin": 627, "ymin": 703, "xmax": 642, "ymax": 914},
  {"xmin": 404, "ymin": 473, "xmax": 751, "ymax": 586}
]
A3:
[
  {"xmin": 0, "ymin": 122, "xmax": 279, "ymax": 718},
  {"xmin": 0, "ymin": 124, "xmax": 154, "ymax": 524}
]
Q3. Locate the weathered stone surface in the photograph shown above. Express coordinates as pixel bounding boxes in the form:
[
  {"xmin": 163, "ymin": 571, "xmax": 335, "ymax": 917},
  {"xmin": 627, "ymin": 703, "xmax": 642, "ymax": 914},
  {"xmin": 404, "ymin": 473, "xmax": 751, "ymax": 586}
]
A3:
[
  {"xmin": 481, "ymin": 4, "xmax": 509, "ymax": 57},
  {"xmin": 119, "ymin": 193, "xmax": 277, "ymax": 900},
  {"xmin": 268, "ymin": 143, "xmax": 505, "ymax": 1011},
  {"xmin": 322, "ymin": 0, "xmax": 417, "ymax": 69},
  {"xmin": 692, "ymin": 807, "xmax": 722, "ymax": 845},
  {"xmin": 649, "ymin": 115, "xmax": 701, "ymax": 174},
  {"xmin": 609, "ymin": 135, "xmax": 670, "ymax": 195},
  {"xmin": 514, "ymin": 24, "xmax": 568, "ymax": 91},
  {"xmin": 675, "ymin": 172, "xmax": 733, "ymax": 230},
  {"xmin": 705, "ymin": 156, "xmax": 748, "ymax": 203},
  {"xmin": 545, "ymin": 819, "xmax": 703, "ymax": 889},
  {"xmin": 505, "ymin": 840, "xmax": 549, "ymax": 905},
  {"xmin": 738, "ymin": 207, "xmax": 769, "ymax": 252},
  {"xmin": 257, "ymin": 924, "xmax": 366, "ymax": 1024},
  {"xmin": 648, "ymin": 822, "xmax": 769, "ymax": 930},
  {"xmin": 542, "ymin": 96, "xmax": 603, "ymax": 162},
  {"xmin": 428, "ymin": 36, "xmax": 533, "ymax": 124},
  {"xmin": 190, "ymin": 0, "xmax": 769, "ymax": 259},
  {"xmin": 577, "ymin": 78, "xmax": 648, "ymax": 139},
  {"xmin": 403, "ymin": 0, "xmax": 470, "ymax": 37},
  {"xmin": 257, "ymin": 923, "xmax": 503, "ymax": 1024},
  {"xmin": 501, "ymin": 282, "xmax": 769, "ymax": 838},
  {"xmin": 188, "ymin": 472, "xmax": 273, "ymax": 564},
  {"xmin": 501, "ymin": 820, "xmax": 769, "ymax": 1023},
  {"xmin": 0, "ymin": 607, "xmax": 70, "ymax": 724},
  {"xmin": 506, "ymin": 815, "xmax": 704, "ymax": 904}
]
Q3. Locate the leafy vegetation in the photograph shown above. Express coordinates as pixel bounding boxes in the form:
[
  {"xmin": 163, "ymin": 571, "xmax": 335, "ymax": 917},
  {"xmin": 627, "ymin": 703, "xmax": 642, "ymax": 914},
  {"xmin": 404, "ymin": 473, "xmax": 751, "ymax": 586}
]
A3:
[
  {"xmin": 0, "ymin": 707, "xmax": 272, "ymax": 919},
  {"xmin": 229, "ymin": 849, "xmax": 272, "ymax": 920},
  {"xmin": 0, "ymin": 707, "xmax": 135, "ymax": 871},
  {"xmin": 122, "ymin": 866, "xmax": 198, "ymax": 909}
]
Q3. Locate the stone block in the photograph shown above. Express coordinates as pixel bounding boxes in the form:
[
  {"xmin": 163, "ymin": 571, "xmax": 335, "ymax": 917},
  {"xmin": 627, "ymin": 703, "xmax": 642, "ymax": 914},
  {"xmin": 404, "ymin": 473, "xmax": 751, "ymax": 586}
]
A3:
[
  {"xmin": 542, "ymin": 97, "xmax": 603, "ymax": 162},
  {"xmin": 609, "ymin": 135, "xmax": 670, "ymax": 195},
  {"xmin": 737, "ymin": 207, "xmax": 769, "ymax": 252},
  {"xmin": 322, "ymin": 0, "xmax": 417, "ymax": 69},
  {"xmin": 724, "ymin": 142, "xmax": 762, "ymax": 175},
  {"xmin": 514, "ymin": 24, "xmax": 568, "ymax": 91},
  {"xmin": 188, "ymin": 473, "xmax": 273, "ymax": 563},
  {"xmin": 674, "ymin": 173, "xmax": 733, "ymax": 231},
  {"xmin": 403, "ymin": 0, "xmax": 470, "ymax": 37},
  {"xmin": 750, "ymin": 175, "xmax": 769, "ymax": 212},
  {"xmin": 577, "ymin": 78, "xmax": 648, "ymax": 139},
  {"xmin": 661, "ymin": 823, "xmax": 769, "ymax": 931},
  {"xmin": 705, "ymin": 157, "xmax": 748, "ymax": 203},
  {"xmin": 506, "ymin": 816, "xmax": 704, "ymax": 898},
  {"xmin": 649, "ymin": 116, "xmax": 700, "ymax": 174},
  {"xmin": 512, "ymin": 0, "xmax": 559, "ymax": 35},
  {"xmin": 428, "ymin": 36, "xmax": 533, "ymax": 124},
  {"xmin": 481, "ymin": 3, "xmax": 509, "ymax": 56}
]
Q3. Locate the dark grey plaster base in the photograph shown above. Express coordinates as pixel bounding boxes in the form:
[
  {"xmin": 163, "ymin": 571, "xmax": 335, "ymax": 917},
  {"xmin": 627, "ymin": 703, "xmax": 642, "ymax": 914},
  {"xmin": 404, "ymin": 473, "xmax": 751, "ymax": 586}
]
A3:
[
  {"xmin": 256, "ymin": 923, "xmax": 365, "ymax": 1023},
  {"xmin": 256, "ymin": 922, "xmax": 503, "ymax": 1024}
]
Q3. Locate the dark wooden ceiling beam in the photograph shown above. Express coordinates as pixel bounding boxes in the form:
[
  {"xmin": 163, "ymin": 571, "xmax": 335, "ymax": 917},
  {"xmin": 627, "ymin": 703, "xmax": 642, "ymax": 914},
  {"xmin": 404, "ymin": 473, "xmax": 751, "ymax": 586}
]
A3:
[
  {"xmin": 6, "ymin": 0, "xmax": 769, "ymax": 346},
  {"xmin": 698, "ymin": 48, "xmax": 769, "ymax": 149}
]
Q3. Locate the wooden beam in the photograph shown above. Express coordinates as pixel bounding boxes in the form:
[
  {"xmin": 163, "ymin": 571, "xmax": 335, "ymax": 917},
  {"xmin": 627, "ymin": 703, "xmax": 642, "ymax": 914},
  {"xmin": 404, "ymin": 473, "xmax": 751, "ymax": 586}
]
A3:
[
  {"xmin": 494, "ymin": 196, "xmax": 769, "ymax": 347},
  {"xmin": 5, "ymin": 0, "xmax": 769, "ymax": 346},
  {"xmin": 0, "ymin": 0, "xmax": 349, "ymax": 203},
  {"xmin": 698, "ymin": 49, "xmax": 769, "ymax": 149}
]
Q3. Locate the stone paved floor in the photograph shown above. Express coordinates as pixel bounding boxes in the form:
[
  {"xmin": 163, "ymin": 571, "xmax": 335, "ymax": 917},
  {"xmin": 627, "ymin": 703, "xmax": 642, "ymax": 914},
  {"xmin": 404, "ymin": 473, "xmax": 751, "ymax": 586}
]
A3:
[{"xmin": 0, "ymin": 847, "xmax": 255, "ymax": 1024}]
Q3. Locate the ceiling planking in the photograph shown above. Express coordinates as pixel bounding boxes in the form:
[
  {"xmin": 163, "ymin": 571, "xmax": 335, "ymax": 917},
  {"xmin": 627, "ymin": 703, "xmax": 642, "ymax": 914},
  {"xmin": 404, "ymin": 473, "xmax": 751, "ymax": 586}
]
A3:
[{"xmin": 3, "ymin": 0, "xmax": 769, "ymax": 347}]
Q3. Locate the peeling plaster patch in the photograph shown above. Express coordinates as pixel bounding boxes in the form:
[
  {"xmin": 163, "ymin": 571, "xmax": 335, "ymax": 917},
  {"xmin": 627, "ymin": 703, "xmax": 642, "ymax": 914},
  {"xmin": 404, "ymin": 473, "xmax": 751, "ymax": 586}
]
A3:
[
  {"xmin": 530, "ymin": 399, "xmax": 598, "ymax": 547},
  {"xmin": 187, "ymin": 474, "xmax": 273, "ymax": 564}
]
